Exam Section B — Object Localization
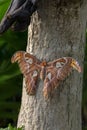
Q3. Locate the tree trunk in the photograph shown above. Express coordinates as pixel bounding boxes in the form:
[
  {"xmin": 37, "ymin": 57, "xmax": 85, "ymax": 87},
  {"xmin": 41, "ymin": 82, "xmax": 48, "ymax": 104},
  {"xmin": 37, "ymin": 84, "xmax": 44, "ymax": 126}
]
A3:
[{"xmin": 17, "ymin": 0, "xmax": 87, "ymax": 130}]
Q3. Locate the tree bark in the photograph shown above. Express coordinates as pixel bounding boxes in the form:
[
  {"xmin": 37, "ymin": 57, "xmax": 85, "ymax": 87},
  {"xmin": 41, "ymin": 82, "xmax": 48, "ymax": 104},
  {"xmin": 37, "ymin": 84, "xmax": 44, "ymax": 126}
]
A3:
[{"xmin": 17, "ymin": 0, "xmax": 87, "ymax": 130}]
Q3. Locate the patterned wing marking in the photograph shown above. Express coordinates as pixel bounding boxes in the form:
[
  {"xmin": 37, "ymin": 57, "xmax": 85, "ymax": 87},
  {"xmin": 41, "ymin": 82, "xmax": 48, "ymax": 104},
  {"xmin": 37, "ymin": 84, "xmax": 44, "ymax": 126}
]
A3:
[
  {"xmin": 11, "ymin": 52, "xmax": 81, "ymax": 98},
  {"xmin": 43, "ymin": 67, "xmax": 59, "ymax": 98},
  {"xmin": 43, "ymin": 57, "xmax": 81, "ymax": 98},
  {"xmin": 11, "ymin": 51, "xmax": 41, "ymax": 95},
  {"xmin": 25, "ymin": 69, "xmax": 39, "ymax": 95}
]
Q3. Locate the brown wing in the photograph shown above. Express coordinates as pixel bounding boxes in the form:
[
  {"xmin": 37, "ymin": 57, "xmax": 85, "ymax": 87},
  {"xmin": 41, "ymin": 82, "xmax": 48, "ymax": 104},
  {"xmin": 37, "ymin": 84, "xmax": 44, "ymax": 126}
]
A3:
[
  {"xmin": 11, "ymin": 51, "xmax": 41, "ymax": 95},
  {"xmin": 43, "ymin": 57, "xmax": 81, "ymax": 98},
  {"xmin": 47, "ymin": 57, "xmax": 81, "ymax": 80},
  {"xmin": 25, "ymin": 67, "xmax": 39, "ymax": 95},
  {"xmin": 43, "ymin": 66, "xmax": 59, "ymax": 98}
]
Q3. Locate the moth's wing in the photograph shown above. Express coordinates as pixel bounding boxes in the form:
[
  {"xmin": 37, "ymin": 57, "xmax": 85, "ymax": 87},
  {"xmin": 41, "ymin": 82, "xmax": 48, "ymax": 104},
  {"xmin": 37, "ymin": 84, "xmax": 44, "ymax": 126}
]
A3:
[
  {"xmin": 11, "ymin": 51, "xmax": 40, "ymax": 75},
  {"xmin": 43, "ymin": 58, "xmax": 69, "ymax": 97},
  {"xmin": 24, "ymin": 58, "xmax": 41, "ymax": 95},
  {"xmin": 48, "ymin": 57, "xmax": 73, "ymax": 80},
  {"xmin": 11, "ymin": 51, "xmax": 29, "ymax": 76},
  {"xmin": 11, "ymin": 51, "xmax": 41, "ymax": 95},
  {"xmin": 48, "ymin": 56, "xmax": 81, "ymax": 80},
  {"xmin": 25, "ymin": 67, "xmax": 40, "ymax": 95},
  {"xmin": 11, "ymin": 51, "xmax": 25, "ymax": 63},
  {"xmin": 44, "ymin": 57, "xmax": 81, "ymax": 98},
  {"xmin": 43, "ymin": 59, "xmax": 63, "ymax": 98},
  {"xmin": 43, "ymin": 66, "xmax": 60, "ymax": 98}
]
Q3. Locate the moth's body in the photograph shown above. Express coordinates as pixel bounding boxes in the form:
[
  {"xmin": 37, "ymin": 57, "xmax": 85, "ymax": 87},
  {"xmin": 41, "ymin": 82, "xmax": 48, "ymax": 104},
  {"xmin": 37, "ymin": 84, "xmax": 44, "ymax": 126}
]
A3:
[{"xmin": 11, "ymin": 51, "xmax": 81, "ymax": 98}]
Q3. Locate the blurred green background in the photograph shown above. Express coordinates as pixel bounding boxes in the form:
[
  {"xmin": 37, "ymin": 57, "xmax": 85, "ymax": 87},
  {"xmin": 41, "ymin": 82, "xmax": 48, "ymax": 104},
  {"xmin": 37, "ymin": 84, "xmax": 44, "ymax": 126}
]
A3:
[
  {"xmin": 0, "ymin": 0, "xmax": 87, "ymax": 129},
  {"xmin": 0, "ymin": 0, "xmax": 27, "ymax": 128}
]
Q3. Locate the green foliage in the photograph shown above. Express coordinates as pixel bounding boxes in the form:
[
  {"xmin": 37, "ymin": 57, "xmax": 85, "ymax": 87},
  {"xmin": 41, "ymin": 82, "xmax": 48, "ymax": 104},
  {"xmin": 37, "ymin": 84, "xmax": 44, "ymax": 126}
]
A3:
[
  {"xmin": 0, "ymin": 0, "xmax": 27, "ymax": 127},
  {"xmin": 83, "ymin": 128, "xmax": 87, "ymax": 130},
  {"xmin": 0, "ymin": 124, "xmax": 23, "ymax": 130},
  {"xmin": 83, "ymin": 31, "xmax": 87, "ymax": 105},
  {"xmin": 82, "ymin": 30, "xmax": 87, "ymax": 129}
]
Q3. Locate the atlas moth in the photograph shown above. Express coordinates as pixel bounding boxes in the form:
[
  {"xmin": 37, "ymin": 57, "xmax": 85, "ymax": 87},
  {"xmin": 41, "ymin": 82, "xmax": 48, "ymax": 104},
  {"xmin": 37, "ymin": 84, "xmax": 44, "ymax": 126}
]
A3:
[{"xmin": 11, "ymin": 51, "xmax": 81, "ymax": 98}]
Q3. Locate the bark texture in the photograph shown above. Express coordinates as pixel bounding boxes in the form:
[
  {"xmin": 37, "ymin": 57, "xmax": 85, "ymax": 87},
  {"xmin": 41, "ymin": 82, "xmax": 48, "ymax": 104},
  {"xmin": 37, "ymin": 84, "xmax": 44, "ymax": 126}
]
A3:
[{"xmin": 17, "ymin": 0, "xmax": 87, "ymax": 130}]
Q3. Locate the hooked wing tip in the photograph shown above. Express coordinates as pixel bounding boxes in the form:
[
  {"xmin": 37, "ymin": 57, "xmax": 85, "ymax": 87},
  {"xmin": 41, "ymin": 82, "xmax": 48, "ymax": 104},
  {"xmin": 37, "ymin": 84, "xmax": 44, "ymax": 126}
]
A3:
[{"xmin": 71, "ymin": 59, "xmax": 82, "ymax": 73}]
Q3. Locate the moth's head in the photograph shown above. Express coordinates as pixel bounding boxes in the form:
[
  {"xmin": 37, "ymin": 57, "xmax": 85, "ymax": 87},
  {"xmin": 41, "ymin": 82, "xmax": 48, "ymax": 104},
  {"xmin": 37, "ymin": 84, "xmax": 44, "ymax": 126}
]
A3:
[
  {"xmin": 71, "ymin": 59, "xmax": 81, "ymax": 73},
  {"xmin": 40, "ymin": 60, "xmax": 47, "ymax": 67}
]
